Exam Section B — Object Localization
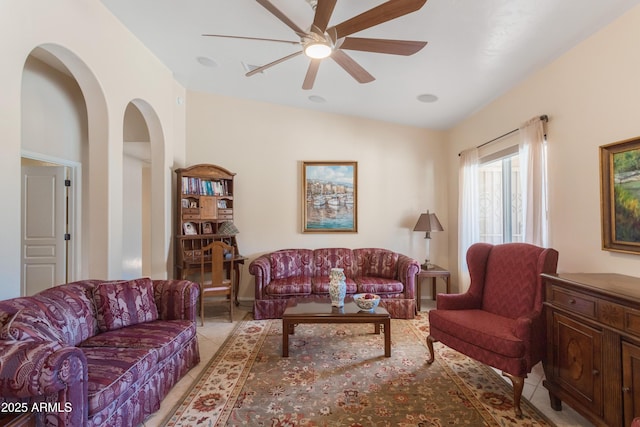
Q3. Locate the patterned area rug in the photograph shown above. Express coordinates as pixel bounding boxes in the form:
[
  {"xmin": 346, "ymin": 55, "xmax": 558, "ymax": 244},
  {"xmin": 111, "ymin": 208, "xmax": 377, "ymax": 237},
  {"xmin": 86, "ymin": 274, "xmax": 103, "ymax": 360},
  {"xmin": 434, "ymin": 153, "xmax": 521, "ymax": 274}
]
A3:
[{"xmin": 164, "ymin": 313, "xmax": 554, "ymax": 426}]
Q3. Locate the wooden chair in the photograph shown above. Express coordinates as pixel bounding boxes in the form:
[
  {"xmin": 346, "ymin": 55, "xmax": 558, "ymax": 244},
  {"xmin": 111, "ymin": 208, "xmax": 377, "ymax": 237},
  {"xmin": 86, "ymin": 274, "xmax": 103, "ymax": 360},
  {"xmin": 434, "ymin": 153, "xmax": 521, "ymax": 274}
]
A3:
[
  {"xmin": 426, "ymin": 242, "xmax": 558, "ymax": 417},
  {"xmin": 200, "ymin": 241, "xmax": 234, "ymax": 325}
]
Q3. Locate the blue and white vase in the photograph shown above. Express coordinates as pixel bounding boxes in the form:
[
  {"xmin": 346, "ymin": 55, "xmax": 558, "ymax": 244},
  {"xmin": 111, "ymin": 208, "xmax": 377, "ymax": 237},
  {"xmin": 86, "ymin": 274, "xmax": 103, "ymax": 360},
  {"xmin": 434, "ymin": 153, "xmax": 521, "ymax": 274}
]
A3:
[{"xmin": 329, "ymin": 268, "xmax": 347, "ymax": 307}]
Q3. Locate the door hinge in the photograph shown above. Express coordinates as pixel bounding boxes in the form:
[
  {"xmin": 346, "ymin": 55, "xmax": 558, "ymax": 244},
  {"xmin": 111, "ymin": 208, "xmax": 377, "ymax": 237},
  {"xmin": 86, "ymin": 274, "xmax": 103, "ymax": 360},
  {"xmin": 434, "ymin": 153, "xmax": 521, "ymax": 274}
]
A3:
[
  {"xmin": 64, "ymin": 233, "xmax": 71, "ymax": 241},
  {"xmin": 65, "ymin": 179, "xmax": 71, "ymax": 187}
]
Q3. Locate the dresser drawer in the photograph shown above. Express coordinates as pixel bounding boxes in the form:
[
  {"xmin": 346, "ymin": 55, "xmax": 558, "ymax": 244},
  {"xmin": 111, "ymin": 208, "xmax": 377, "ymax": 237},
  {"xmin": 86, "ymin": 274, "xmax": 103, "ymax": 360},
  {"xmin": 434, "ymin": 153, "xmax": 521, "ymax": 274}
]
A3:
[
  {"xmin": 625, "ymin": 308, "xmax": 640, "ymax": 335},
  {"xmin": 549, "ymin": 286, "xmax": 596, "ymax": 318},
  {"xmin": 597, "ymin": 300, "xmax": 625, "ymax": 330}
]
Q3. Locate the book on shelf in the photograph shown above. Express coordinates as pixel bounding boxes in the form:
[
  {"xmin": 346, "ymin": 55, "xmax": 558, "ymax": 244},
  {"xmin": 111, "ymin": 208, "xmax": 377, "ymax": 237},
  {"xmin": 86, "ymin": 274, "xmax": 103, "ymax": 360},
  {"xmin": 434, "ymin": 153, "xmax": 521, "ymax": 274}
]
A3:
[{"xmin": 182, "ymin": 177, "xmax": 230, "ymax": 196}]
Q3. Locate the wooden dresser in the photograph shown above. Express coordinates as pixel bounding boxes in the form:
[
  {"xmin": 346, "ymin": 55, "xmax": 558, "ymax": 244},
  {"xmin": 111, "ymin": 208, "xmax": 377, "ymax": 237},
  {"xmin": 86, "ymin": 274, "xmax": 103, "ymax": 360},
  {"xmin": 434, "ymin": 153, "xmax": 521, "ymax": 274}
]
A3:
[{"xmin": 542, "ymin": 273, "xmax": 640, "ymax": 427}]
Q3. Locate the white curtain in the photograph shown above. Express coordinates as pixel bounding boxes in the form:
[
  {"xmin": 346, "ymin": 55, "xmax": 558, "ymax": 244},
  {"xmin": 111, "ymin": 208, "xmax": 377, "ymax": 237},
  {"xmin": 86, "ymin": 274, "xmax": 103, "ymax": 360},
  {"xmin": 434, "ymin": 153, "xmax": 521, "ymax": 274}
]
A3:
[
  {"xmin": 458, "ymin": 148, "xmax": 479, "ymax": 292},
  {"xmin": 519, "ymin": 117, "xmax": 548, "ymax": 247}
]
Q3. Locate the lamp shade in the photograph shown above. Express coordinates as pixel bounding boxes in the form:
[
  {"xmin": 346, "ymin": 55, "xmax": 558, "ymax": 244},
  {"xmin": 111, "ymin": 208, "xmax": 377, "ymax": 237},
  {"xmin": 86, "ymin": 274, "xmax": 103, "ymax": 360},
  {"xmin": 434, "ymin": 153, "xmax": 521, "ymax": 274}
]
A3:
[
  {"xmin": 218, "ymin": 221, "xmax": 239, "ymax": 235},
  {"xmin": 413, "ymin": 211, "xmax": 443, "ymax": 236}
]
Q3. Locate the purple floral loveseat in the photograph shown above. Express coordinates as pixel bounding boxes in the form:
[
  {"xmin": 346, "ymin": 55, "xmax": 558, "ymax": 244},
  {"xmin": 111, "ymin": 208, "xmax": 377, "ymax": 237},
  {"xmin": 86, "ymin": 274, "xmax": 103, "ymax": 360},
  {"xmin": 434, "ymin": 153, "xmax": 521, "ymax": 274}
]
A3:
[
  {"xmin": 249, "ymin": 248, "xmax": 420, "ymax": 319},
  {"xmin": 0, "ymin": 277, "xmax": 200, "ymax": 426}
]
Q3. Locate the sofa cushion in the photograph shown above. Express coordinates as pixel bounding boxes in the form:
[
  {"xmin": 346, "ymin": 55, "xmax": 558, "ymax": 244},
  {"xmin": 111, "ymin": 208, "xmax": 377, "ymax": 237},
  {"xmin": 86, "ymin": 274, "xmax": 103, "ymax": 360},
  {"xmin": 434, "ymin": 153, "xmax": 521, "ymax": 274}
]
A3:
[
  {"xmin": 93, "ymin": 278, "xmax": 159, "ymax": 332},
  {"xmin": 355, "ymin": 277, "xmax": 404, "ymax": 295},
  {"xmin": 311, "ymin": 276, "xmax": 357, "ymax": 294},
  {"xmin": 354, "ymin": 249, "xmax": 399, "ymax": 279},
  {"xmin": 79, "ymin": 320, "xmax": 195, "ymax": 361},
  {"xmin": 365, "ymin": 250, "xmax": 398, "ymax": 279},
  {"xmin": 270, "ymin": 249, "xmax": 313, "ymax": 280},
  {"xmin": 428, "ymin": 309, "xmax": 524, "ymax": 358},
  {"xmin": 0, "ymin": 308, "xmax": 65, "ymax": 344},
  {"xmin": 0, "ymin": 312, "xmax": 13, "ymax": 328},
  {"xmin": 29, "ymin": 281, "xmax": 99, "ymax": 346},
  {"xmin": 82, "ymin": 346, "xmax": 157, "ymax": 416},
  {"xmin": 312, "ymin": 248, "xmax": 354, "ymax": 277},
  {"xmin": 265, "ymin": 277, "xmax": 312, "ymax": 296}
]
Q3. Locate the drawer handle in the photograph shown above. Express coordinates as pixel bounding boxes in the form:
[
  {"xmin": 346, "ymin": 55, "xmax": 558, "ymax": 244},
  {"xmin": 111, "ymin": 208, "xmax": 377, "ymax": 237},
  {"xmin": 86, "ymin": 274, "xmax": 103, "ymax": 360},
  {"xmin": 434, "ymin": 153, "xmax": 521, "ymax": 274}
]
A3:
[
  {"xmin": 623, "ymin": 387, "xmax": 631, "ymax": 393},
  {"xmin": 592, "ymin": 369, "xmax": 600, "ymax": 376},
  {"xmin": 568, "ymin": 298, "xmax": 576, "ymax": 304}
]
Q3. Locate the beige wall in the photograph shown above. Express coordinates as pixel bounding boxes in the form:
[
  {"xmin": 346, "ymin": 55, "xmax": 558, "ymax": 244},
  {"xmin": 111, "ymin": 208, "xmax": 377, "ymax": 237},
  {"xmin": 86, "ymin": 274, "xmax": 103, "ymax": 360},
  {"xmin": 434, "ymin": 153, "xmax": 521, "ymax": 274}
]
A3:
[
  {"xmin": 447, "ymin": 4, "xmax": 640, "ymax": 286},
  {"xmin": 186, "ymin": 92, "xmax": 448, "ymax": 301},
  {"xmin": 0, "ymin": 0, "xmax": 186, "ymax": 299},
  {"xmin": 4, "ymin": 0, "xmax": 640, "ymax": 302}
]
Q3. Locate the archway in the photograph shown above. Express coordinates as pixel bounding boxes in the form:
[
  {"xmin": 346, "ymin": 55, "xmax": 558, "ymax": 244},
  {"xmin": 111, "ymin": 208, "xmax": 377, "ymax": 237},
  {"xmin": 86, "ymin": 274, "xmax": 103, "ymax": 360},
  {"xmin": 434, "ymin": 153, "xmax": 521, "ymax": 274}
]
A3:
[
  {"xmin": 127, "ymin": 99, "xmax": 168, "ymax": 279},
  {"xmin": 21, "ymin": 43, "xmax": 109, "ymax": 280}
]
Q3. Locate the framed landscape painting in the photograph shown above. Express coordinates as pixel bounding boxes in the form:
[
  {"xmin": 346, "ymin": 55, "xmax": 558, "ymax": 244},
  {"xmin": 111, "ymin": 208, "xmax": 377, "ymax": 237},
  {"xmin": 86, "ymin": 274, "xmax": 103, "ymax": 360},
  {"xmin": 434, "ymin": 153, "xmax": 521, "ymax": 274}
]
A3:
[
  {"xmin": 600, "ymin": 137, "xmax": 640, "ymax": 254},
  {"xmin": 303, "ymin": 161, "xmax": 357, "ymax": 233}
]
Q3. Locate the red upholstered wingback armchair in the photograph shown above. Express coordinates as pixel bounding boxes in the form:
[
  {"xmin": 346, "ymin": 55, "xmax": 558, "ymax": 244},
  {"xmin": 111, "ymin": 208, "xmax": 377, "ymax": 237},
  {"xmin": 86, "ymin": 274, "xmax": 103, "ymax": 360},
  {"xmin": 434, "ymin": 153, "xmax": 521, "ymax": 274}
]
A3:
[{"xmin": 426, "ymin": 242, "xmax": 558, "ymax": 417}]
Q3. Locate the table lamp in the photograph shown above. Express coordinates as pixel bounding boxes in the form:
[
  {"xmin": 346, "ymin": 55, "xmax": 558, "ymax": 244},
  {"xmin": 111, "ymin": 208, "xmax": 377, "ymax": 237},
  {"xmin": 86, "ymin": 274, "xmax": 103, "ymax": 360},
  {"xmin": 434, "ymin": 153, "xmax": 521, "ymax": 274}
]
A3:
[{"xmin": 413, "ymin": 210, "xmax": 443, "ymax": 269}]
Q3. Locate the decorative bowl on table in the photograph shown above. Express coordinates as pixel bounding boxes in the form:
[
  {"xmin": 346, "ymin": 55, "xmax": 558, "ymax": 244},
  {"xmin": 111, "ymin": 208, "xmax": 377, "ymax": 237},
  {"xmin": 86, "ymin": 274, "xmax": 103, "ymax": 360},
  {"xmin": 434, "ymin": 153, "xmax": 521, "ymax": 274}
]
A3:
[{"xmin": 353, "ymin": 293, "xmax": 381, "ymax": 311}]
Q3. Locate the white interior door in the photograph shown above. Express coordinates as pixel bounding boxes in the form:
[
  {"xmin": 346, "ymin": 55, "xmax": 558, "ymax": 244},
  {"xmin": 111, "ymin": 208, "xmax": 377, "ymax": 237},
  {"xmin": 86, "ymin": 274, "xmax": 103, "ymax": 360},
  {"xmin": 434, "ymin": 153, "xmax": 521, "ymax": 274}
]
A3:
[{"xmin": 22, "ymin": 165, "xmax": 68, "ymax": 295}]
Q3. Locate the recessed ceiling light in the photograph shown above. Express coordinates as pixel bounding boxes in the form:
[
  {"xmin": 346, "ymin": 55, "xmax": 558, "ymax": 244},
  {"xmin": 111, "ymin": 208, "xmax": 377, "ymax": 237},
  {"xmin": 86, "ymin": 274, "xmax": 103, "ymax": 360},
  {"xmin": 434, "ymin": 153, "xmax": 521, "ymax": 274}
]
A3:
[
  {"xmin": 417, "ymin": 94, "xmax": 438, "ymax": 103},
  {"xmin": 196, "ymin": 56, "xmax": 218, "ymax": 67},
  {"xmin": 308, "ymin": 95, "xmax": 326, "ymax": 103}
]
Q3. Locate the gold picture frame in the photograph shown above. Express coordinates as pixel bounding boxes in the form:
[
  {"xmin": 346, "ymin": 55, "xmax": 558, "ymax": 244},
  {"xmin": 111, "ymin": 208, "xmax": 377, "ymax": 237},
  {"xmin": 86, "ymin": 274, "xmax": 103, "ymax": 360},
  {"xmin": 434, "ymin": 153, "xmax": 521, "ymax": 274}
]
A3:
[
  {"xmin": 600, "ymin": 136, "xmax": 640, "ymax": 254},
  {"xmin": 303, "ymin": 161, "xmax": 357, "ymax": 233}
]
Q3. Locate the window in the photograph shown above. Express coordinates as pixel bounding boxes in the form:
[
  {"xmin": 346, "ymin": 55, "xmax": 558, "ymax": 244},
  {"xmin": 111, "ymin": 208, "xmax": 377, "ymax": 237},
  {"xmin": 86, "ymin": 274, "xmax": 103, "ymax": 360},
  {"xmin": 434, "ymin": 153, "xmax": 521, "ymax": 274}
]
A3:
[{"xmin": 478, "ymin": 147, "xmax": 523, "ymax": 244}]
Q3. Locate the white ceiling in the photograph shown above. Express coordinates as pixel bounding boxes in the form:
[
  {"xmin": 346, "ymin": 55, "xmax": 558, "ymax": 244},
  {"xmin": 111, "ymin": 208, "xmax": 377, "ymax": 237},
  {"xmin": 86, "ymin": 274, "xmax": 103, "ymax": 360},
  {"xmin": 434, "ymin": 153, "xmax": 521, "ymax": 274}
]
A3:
[{"xmin": 100, "ymin": 0, "xmax": 640, "ymax": 129}]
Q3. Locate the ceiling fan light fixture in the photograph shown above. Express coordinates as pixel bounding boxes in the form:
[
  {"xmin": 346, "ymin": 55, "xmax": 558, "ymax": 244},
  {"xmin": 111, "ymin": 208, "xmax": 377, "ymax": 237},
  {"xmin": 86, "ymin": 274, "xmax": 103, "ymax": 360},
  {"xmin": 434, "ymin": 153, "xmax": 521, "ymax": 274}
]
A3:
[{"xmin": 304, "ymin": 42, "xmax": 332, "ymax": 59}]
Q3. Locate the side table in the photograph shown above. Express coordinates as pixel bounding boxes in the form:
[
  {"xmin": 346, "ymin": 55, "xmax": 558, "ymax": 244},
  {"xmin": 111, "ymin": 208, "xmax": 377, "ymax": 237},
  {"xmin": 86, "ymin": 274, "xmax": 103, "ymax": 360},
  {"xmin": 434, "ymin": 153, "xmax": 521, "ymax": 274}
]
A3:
[{"xmin": 416, "ymin": 265, "xmax": 450, "ymax": 311}]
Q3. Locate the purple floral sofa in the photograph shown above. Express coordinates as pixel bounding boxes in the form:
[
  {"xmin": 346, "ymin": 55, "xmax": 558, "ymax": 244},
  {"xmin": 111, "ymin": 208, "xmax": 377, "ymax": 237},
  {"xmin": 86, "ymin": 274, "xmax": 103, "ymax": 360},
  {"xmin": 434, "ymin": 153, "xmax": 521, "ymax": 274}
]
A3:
[
  {"xmin": 249, "ymin": 248, "xmax": 420, "ymax": 319},
  {"xmin": 0, "ymin": 277, "xmax": 200, "ymax": 427}
]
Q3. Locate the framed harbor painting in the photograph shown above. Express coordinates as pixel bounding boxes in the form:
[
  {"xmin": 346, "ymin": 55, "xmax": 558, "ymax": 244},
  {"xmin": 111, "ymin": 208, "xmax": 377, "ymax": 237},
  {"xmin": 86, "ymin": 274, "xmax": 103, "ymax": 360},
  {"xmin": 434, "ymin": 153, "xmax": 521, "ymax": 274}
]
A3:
[
  {"xmin": 600, "ymin": 137, "xmax": 640, "ymax": 254},
  {"xmin": 303, "ymin": 161, "xmax": 357, "ymax": 233}
]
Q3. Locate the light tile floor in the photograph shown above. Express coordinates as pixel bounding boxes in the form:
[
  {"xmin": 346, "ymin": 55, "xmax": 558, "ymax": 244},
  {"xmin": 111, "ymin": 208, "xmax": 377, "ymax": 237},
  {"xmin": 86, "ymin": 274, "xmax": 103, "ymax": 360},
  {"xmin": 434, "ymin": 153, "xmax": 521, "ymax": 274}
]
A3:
[{"xmin": 141, "ymin": 300, "xmax": 593, "ymax": 426}]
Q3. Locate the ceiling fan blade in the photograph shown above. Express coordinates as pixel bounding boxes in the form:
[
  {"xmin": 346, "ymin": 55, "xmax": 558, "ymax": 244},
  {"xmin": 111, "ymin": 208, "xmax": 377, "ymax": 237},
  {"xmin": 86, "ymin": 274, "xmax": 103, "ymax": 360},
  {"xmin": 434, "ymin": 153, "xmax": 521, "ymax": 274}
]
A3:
[
  {"xmin": 330, "ymin": 0, "xmax": 427, "ymax": 39},
  {"xmin": 311, "ymin": 0, "xmax": 337, "ymax": 34},
  {"xmin": 256, "ymin": 0, "xmax": 306, "ymax": 36},
  {"xmin": 202, "ymin": 34, "xmax": 300, "ymax": 46},
  {"xmin": 245, "ymin": 51, "xmax": 303, "ymax": 77},
  {"xmin": 302, "ymin": 59, "xmax": 321, "ymax": 90},
  {"xmin": 331, "ymin": 50, "xmax": 375, "ymax": 84},
  {"xmin": 340, "ymin": 37, "xmax": 427, "ymax": 55}
]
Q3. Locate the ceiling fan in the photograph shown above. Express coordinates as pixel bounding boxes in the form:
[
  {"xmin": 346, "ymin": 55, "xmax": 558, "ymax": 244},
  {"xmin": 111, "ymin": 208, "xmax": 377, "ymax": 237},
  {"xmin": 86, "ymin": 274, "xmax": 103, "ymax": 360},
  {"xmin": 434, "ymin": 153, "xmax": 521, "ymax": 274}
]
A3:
[{"xmin": 203, "ymin": 0, "xmax": 428, "ymax": 90}]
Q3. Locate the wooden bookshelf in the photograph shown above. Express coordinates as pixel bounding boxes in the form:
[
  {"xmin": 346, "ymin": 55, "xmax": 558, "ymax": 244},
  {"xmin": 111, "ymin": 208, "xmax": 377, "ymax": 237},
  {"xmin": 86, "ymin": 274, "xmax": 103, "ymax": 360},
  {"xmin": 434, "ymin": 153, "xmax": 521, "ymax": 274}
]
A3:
[{"xmin": 174, "ymin": 164, "xmax": 239, "ymax": 280}]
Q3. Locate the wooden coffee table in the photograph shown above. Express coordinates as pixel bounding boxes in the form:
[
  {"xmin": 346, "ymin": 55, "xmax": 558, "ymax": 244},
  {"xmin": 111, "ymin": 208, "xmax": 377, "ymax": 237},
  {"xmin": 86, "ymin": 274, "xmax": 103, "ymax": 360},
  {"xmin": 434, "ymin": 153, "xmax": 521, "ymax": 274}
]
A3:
[{"xmin": 282, "ymin": 298, "xmax": 391, "ymax": 357}]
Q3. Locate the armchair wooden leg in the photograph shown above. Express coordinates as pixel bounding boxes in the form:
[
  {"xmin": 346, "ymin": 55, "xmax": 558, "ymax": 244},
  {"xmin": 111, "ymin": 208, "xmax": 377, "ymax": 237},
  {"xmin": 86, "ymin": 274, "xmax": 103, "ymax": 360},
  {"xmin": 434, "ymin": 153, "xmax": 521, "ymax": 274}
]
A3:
[
  {"xmin": 502, "ymin": 372, "xmax": 524, "ymax": 418},
  {"xmin": 426, "ymin": 335, "xmax": 436, "ymax": 364}
]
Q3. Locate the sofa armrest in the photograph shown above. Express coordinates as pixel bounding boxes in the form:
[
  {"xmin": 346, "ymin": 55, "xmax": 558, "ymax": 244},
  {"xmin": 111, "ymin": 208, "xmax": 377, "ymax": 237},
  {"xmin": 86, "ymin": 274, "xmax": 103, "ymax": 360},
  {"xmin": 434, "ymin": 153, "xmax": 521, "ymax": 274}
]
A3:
[
  {"xmin": 514, "ymin": 311, "xmax": 546, "ymax": 365},
  {"xmin": 249, "ymin": 254, "xmax": 271, "ymax": 300},
  {"xmin": 435, "ymin": 292, "xmax": 482, "ymax": 310},
  {"xmin": 396, "ymin": 254, "xmax": 420, "ymax": 299},
  {"xmin": 153, "ymin": 279, "xmax": 200, "ymax": 321},
  {"xmin": 0, "ymin": 341, "xmax": 88, "ymax": 426}
]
